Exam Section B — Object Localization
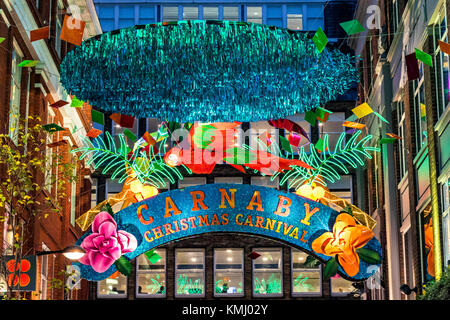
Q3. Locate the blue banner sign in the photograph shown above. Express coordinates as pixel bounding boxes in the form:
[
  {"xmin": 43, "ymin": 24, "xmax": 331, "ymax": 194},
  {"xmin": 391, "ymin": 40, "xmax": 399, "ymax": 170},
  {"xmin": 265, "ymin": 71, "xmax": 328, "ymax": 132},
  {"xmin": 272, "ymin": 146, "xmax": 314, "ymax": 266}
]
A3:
[{"xmin": 76, "ymin": 183, "xmax": 382, "ymax": 281}]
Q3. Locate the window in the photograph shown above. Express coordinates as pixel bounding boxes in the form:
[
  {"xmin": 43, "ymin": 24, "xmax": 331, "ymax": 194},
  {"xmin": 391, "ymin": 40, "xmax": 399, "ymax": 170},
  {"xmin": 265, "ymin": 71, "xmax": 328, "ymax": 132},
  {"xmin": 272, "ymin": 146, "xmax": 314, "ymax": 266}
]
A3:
[
  {"xmin": 97, "ymin": 273, "xmax": 127, "ymax": 298},
  {"xmin": 203, "ymin": 7, "xmax": 218, "ymax": 20},
  {"xmin": 91, "ymin": 178, "xmax": 97, "ymax": 209},
  {"xmin": 251, "ymin": 176, "xmax": 279, "ymax": 189},
  {"xmin": 118, "ymin": 5, "xmax": 135, "ymax": 29},
  {"xmin": 396, "ymin": 100, "xmax": 407, "ymax": 179},
  {"xmin": 112, "ymin": 117, "xmax": 137, "ymax": 148},
  {"xmin": 287, "ymin": 6, "xmax": 303, "ymax": 31},
  {"xmin": 319, "ymin": 112, "xmax": 345, "ymax": 151},
  {"xmin": 223, "ymin": 7, "xmax": 239, "ymax": 21},
  {"xmin": 183, "ymin": 7, "xmax": 198, "ymax": 20},
  {"xmin": 163, "ymin": 6, "xmax": 178, "ymax": 21},
  {"xmin": 434, "ymin": 12, "xmax": 449, "ymax": 118},
  {"xmin": 175, "ymin": 249, "xmax": 205, "ymax": 297},
  {"xmin": 246, "ymin": 6, "xmax": 262, "ymax": 24},
  {"xmin": 55, "ymin": 1, "xmax": 64, "ymax": 57},
  {"xmin": 136, "ymin": 249, "xmax": 166, "ymax": 297},
  {"xmin": 267, "ymin": 5, "xmax": 282, "ymax": 28},
  {"xmin": 214, "ymin": 249, "xmax": 244, "ymax": 297},
  {"xmin": 441, "ymin": 176, "xmax": 450, "ymax": 267},
  {"xmin": 327, "ymin": 176, "xmax": 352, "ymax": 202},
  {"xmin": 9, "ymin": 44, "xmax": 22, "ymax": 144},
  {"xmin": 214, "ymin": 177, "xmax": 243, "ymax": 184},
  {"xmin": 40, "ymin": 243, "xmax": 50, "ymax": 300},
  {"xmin": 70, "ymin": 166, "xmax": 77, "ymax": 226},
  {"xmin": 178, "ymin": 177, "xmax": 206, "ymax": 189},
  {"xmin": 413, "ymin": 66, "xmax": 427, "ymax": 152},
  {"xmin": 45, "ymin": 107, "xmax": 55, "ymax": 188},
  {"xmin": 252, "ymin": 248, "xmax": 282, "ymax": 297},
  {"xmin": 291, "ymin": 250, "xmax": 321, "ymax": 296},
  {"xmin": 331, "ymin": 275, "xmax": 354, "ymax": 296},
  {"xmin": 392, "ymin": 0, "xmax": 400, "ymax": 34}
]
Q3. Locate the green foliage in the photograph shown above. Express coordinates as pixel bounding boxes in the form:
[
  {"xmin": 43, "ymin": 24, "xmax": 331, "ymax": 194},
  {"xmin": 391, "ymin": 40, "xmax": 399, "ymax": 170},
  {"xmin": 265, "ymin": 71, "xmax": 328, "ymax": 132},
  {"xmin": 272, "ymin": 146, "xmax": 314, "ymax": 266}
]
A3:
[
  {"xmin": 114, "ymin": 256, "xmax": 132, "ymax": 276},
  {"xmin": 357, "ymin": 248, "xmax": 381, "ymax": 265},
  {"xmin": 280, "ymin": 131, "xmax": 379, "ymax": 189},
  {"xmin": 323, "ymin": 257, "xmax": 339, "ymax": 280},
  {"xmin": 418, "ymin": 267, "xmax": 450, "ymax": 300},
  {"xmin": 253, "ymin": 274, "xmax": 282, "ymax": 294},
  {"xmin": 72, "ymin": 131, "xmax": 184, "ymax": 188},
  {"xmin": 176, "ymin": 274, "xmax": 204, "ymax": 295}
]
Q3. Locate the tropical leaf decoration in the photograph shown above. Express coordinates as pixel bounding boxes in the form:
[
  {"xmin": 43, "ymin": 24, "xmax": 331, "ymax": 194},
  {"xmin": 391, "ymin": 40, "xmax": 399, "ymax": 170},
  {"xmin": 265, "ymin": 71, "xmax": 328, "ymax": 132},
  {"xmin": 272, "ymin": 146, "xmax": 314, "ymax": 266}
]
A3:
[
  {"xmin": 280, "ymin": 131, "xmax": 379, "ymax": 189},
  {"xmin": 71, "ymin": 131, "xmax": 185, "ymax": 188}
]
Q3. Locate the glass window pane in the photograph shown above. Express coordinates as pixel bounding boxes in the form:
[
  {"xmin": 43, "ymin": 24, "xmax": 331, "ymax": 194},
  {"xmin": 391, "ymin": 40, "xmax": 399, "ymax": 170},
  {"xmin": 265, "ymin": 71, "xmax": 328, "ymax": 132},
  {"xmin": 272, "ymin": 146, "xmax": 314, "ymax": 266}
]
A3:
[
  {"xmin": 287, "ymin": 14, "xmax": 303, "ymax": 31},
  {"xmin": 183, "ymin": 7, "xmax": 198, "ymax": 20},
  {"xmin": 176, "ymin": 249, "xmax": 205, "ymax": 297},
  {"xmin": 319, "ymin": 112, "xmax": 345, "ymax": 151},
  {"xmin": 253, "ymin": 249, "xmax": 282, "ymax": 297},
  {"xmin": 247, "ymin": 6, "xmax": 262, "ymax": 24},
  {"xmin": 98, "ymin": 274, "xmax": 127, "ymax": 297},
  {"xmin": 223, "ymin": 7, "xmax": 239, "ymax": 21},
  {"xmin": 331, "ymin": 275, "xmax": 354, "ymax": 296},
  {"xmin": 163, "ymin": 6, "xmax": 178, "ymax": 21},
  {"xmin": 214, "ymin": 249, "xmax": 244, "ymax": 296},
  {"xmin": 292, "ymin": 250, "xmax": 321, "ymax": 295},
  {"xmin": 178, "ymin": 177, "xmax": 206, "ymax": 188},
  {"xmin": 203, "ymin": 7, "xmax": 218, "ymax": 19},
  {"xmin": 136, "ymin": 249, "xmax": 166, "ymax": 297},
  {"xmin": 251, "ymin": 176, "xmax": 279, "ymax": 189}
]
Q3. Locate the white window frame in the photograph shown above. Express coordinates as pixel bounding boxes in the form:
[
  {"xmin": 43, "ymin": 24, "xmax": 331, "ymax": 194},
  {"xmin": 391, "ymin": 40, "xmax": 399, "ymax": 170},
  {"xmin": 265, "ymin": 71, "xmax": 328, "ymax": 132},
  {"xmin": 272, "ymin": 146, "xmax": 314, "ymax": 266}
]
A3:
[
  {"xmin": 9, "ymin": 40, "xmax": 23, "ymax": 145},
  {"xmin": 252, "ymin": 247, "xmax": 283, "ymax": 298},
  {"xmin": 40, "ymin": 243, "xmax": 50, "ymax": 300},
  {"xmin": 291, "ymin": 249, "xmax": 322, "ymax": 297},
  {"xmin": 175, "ymin": 248, "xmax": 205, "ymax": 298},
  {"xmin": 135, "ymin": 249, "xmax": 167, "ymax": 298},
  {"xmin": 213, "ymin": 248, "xmax": 244, "ymax": 297}
]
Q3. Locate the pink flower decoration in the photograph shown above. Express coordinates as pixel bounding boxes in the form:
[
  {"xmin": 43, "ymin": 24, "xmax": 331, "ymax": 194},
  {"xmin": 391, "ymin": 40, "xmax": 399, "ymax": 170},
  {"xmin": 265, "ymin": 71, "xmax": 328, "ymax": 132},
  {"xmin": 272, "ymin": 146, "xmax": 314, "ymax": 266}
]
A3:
[{"xmin": 79, "ymin": 212, "xmax": 137, "ymax": 273}]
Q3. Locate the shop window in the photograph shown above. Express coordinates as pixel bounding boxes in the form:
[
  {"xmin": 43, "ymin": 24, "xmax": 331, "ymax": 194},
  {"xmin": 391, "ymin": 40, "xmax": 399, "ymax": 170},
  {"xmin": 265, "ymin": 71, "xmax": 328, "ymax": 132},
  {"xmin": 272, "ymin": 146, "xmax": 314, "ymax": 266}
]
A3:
[
  {"xmin": 175, "ymin": 249, "xmax": 205, "ymax": 297},
  {"xmin": 183, "ymin": 7, "xmax": 198, "ymax": 20},
  {"xmin": 291, "ymin": 250, "xmax": 321, "ymax": 296},
  {"xmin": 214, "ymin": 249, "xmax": 244, "ymax": 297},
  {"xmin": 252, "ymin": 248, "xmax": 282, "ymax": 297},
  {"xmin": 9, "ymin": 43, "xmax": 22, "ymax": 144},
  {"xmin": 330, "ymin": 275, "xmax": 354, "ymax": 296},
  {"xmin": 136, "ymin": 249, "xmax": 166, "ymax": 297},
  {"xmin": 97, "ymin": 273, "xmax": 127, "ymax": 298},
  {"xmin": 214, "ymin": 177, "xmax": 243, "ymax": 184},
  {"xmin": 246, "ymin": 6, "xmax": 262, "ymax": 24},
  {"xmin": 319, "ymin": 112, "xmax": 345, "ymax": 151},
  {"xmin": 223, "ymin": 7, "xmax": 239, "ymax": 21},
  {"xmin": 163, "ymin": 6, "xmax": 178, "ymax": 21},
  {"xmin": 251, "ymin": 176, "xmax": 279, "ymax": 189},
  {"xmin": 287, "ymin": 5, "xmax": 303, "ymax": 31},
  {"xmin": 203, "ymin": 7, "xmax": 219, "ymax": 19}
]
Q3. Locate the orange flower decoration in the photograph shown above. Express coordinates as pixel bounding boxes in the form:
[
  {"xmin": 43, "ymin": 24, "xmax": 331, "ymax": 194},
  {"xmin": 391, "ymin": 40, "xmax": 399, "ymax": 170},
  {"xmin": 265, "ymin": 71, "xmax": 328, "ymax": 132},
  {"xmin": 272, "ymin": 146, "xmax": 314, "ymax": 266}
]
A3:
[
  {"xmin": 312, "ymin": 213, "xmax": 374, "ymax": 277},
  {"xmin": 424, "ymin": 218, "xmax": 435, "ymax": 277}
]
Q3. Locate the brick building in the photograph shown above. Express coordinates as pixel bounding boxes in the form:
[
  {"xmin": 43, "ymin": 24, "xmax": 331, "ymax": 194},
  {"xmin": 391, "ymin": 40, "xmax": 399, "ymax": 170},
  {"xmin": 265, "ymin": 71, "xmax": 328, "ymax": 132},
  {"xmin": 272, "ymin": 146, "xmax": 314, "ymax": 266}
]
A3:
[
  {"xmin": 350, "ymin": 0, "xmax": 450, "ymax": 300},
  {"xmin": 0, "ymin": 0, "xmax": 101, "ymax": 299}
]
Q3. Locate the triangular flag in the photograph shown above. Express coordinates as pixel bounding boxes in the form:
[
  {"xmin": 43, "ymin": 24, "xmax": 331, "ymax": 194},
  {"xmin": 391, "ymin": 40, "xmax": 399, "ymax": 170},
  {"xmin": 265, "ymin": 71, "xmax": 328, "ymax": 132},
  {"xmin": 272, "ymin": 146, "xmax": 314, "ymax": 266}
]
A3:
[
  {"xmin": 86, "ymin": 128, "xmax": 102, "ymax": 138},
  {"xmin": 415, "ymin": 48, "xmax": 433, "ymax": 67},
  {"xmin": 50, "ymin": 100, "xmax": 69, "ymax": 109},
  {"xmin": 123, "ymin": 128, "xmax": 137, "ymax": 142},
  {"xmin": 304, "ymin": 110, "xmax": 317, "ymax": 126},
  {"xmin": 339, "ymin": 20, "xmax": 365, "ymax": 35},
  {"xmin": 315, "ymin": 138, "xmax": 328, "ymax": 153},
  {"xmin": 18, "ymin": 60, "xmax": 40, "ymax": 67},
  {"xmin": 352, "ymin": 103, "xmax": 373, "ymax": 119},
  {"xmin": 373, "ymin": 111, "xmax": 389, "ymax": 124},
  {"xmin": 60, "ymin": 15, "xmax": 86, "ymax": 46},
  {"xmin": 280, "ymin": 136, "xmax": 293, "ymax": 153},
  {"xmin": 91, "ymin": 109, "xmax": 104, "ymax": 126},
  {"xmin": 386, "ymin": 133, "xmax": 402, "ymax": 140},
  {"xmin": 0, "ymin": 37, "xmax": 6, "ymax": 44},
  {"xmin": 405, "ymin": 53, "xmax": 420, "ymax": 81},
  {"xmin": 70, "ymin": 96, "xmax": 84, "ymax": 108},
  {"xmin": 42, "ymin": 123, "xmax": 66, "ymax": 133},
  {"xmin": 30, "ymin": 26, "xmax": 49, "ymax": 42},
  {"xmin": 346, "ymin": 114, "xmax": 358, "ymax": 122},
  {"xmin": 316, "ymin": 107, "xmax": 332, "ymax": 123},
  {"xmin": 438, "ymin": 40, "xmax": 450, "ymax": 55},
  {"xmin": 312, "ymin": 27, "xmax": 328, "ymax": 53},
  {"xmin": 247, "ymin": 251, "xmax": 261, "ymax": 260},
  {"xmin": 287, "ymin": 133, "xmax": 302, "ymax": 147},
  {"xmin": 342, "ymin": 121, "xmax": 366, "ymax": 130},
  {"xmin": 110, "ymin": 113, "xmax": 135, "ymax": 128}
]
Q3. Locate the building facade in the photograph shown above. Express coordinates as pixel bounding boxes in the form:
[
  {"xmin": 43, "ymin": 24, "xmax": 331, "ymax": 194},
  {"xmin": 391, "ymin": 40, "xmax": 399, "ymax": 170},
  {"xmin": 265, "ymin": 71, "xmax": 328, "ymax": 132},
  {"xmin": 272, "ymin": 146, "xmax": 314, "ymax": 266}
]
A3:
[
  {"xmin": 0, "ymin": 0, "xmax": 101, "ymax": 299},
  {"xmin": 88, "ymin": 0, "xmax": 364, "ymax": 300},
  {"xmin": 351, "ymin": 0, "xmax": 450, "ymax": 300}
]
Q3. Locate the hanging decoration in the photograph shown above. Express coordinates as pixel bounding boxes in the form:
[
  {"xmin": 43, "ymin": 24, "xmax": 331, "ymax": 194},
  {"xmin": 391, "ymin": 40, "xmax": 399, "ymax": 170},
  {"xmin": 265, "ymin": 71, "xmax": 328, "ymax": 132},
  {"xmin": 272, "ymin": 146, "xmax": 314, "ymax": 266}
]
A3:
[{"xmin": 60, "ymin": 20, "xmax": 358, "ymax": 122}]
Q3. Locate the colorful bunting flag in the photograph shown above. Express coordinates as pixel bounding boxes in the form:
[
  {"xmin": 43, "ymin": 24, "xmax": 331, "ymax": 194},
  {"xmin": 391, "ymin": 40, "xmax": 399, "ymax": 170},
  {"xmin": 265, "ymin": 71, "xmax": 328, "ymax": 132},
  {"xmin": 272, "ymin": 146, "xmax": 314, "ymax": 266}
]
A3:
[
  {"xmin": 42, "ymin": 123, "xmax": 66, "ymax": 133},
  {"xmin": 339, "ymin": 20, "xmax": 365, "ymax": 35},
  {"xmin": 30, "ymin": 26, "xmax": 49, "ymax": 42},
  {"xmin": 312, "ymin": 27, "xmax": 328, "ymax": 53},
  {"xmin": 315, "ymin": 138, "xmax": 328, "ymax": 153},
  {"xmin": 380, "ymin": 138, "xmax": 397, "ymax": 144},
  {"xmin": 438, "ymin": 40, "xmax": 450, "ymax": 55},
  {"xmin": 247, "ymin": 251, "xmax": 261, "ymax": 260},
  {"xmin": 304, "ymin": 110, "xmax": 317, "ymax": 126},
  {"xmin": 373, "ymin": 111, "xmax": 389, "ymax": 124},
  {"xmin": 386, "ymin": 133, "xmax": 402, "ymax": 140},
  {"xmin": 0, "ymin": 37, "xmax": 6, "ymax": 44},
  {"xmin": 352, "ymin": 103, "xmax": 373, "ymax": 119},
  {"xmin": 415, "ymin": 48, "xmax": 433, "ymax": 67},
  {"xmin": 91, "ymin": 109, "xmax": 104, "ymax": 126},
  {"xmin": 123, "ymin": 128, "xmax": 137, "ymax": 142},
  {"xmin": 60, "ymin": 15, "xmax": 86, "ymax": 46},
  {"xmin": 287, "ymin": 133, "xmax": 302, "ymax": 147},
  {"xmin": 86, "ymin": 128, "xmax": 102, "ymax": 138},
  {"xmin": 50, "ymin": 100, "xmax": 69, "ymax": 109},
  {"xmin": 342, "ymin": 121, "xmax": 366, "ymax": 130},
  {"xmin": 70, "ymin": 96, "xmax": 84, "ymax": 108},
  {"xmin": 18, "ymin": 60, "xmax": 40, "ymax": 67},
  {"xmin": 110, "ymin": 113, "xmax": 135, "ymax": 128},
  {"xmin": 405, "ymin": 53, "xmax": 420, "ymax": 81},
  {"xmin": 280, "ymin": 136, "xmax": 293, "ymax": 153}
]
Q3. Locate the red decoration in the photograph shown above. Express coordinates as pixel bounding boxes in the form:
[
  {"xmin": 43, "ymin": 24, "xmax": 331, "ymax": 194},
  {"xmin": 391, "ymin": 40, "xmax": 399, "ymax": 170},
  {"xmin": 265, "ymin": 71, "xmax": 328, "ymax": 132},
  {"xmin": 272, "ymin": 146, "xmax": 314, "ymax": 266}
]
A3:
[
  {"xmin": 248, "ymin": 251, "xmax": 261, "ymax": 260},
  {"xmin": 86, "ymin": 128, "xmax": 102, "ymax": 138}
]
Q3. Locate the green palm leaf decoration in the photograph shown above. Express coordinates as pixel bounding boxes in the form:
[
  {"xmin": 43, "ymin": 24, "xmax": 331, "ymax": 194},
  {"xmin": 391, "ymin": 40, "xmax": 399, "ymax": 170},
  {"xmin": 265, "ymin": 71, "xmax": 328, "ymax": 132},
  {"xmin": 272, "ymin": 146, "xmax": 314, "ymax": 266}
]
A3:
[
  {"xmin": 71, "ymin": 131, "xmax": 185, "ymax": 188},
  {"xmin": 280, "ymin": 131, "xmax": 379, "ymax": 189}
]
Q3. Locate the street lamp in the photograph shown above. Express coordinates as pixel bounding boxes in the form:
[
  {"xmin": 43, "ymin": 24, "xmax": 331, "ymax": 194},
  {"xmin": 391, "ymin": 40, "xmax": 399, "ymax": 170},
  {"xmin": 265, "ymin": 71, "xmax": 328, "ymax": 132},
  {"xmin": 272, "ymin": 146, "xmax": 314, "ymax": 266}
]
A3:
[{"xmin": 36, "ymin": 246, "xmax": 86, "ymax": 260}]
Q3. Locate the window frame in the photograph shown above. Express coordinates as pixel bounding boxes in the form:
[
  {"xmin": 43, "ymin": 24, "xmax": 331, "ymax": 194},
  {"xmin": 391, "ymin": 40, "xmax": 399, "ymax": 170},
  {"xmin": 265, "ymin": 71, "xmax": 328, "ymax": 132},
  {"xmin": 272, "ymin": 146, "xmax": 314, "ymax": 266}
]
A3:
[
  {"xmin": 9, "ymin": 40, "xmax": 23, "ymax": 145},
  {"xmin": 213, "ymin": 248, "xmax": 245, "ymax": 297},
  {"xmin": 135, "ymin": 248, "xmax": 167, "ymax": 298},
  {"xmin": 96, "ymin": 273, "xmax": 128, "ymax": 299},
  {"xmin": 252, "ymin": 247, "xmax": 283, "ymax": 298},
  {"xmin": 290, "ymin": 249, "xmax": 322, "ymax": 297},
  {"xmin": 175, "ymin": 248, "xmax": 206, "ymax": 298}
]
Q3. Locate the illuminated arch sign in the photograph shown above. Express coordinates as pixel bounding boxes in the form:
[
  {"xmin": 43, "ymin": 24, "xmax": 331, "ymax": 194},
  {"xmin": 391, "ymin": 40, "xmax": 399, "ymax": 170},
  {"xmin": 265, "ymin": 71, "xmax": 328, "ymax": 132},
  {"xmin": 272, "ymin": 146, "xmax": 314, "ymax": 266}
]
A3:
[{"xmin": 75, "ymin": 184, "xmax": 382, "ymax": 281}]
